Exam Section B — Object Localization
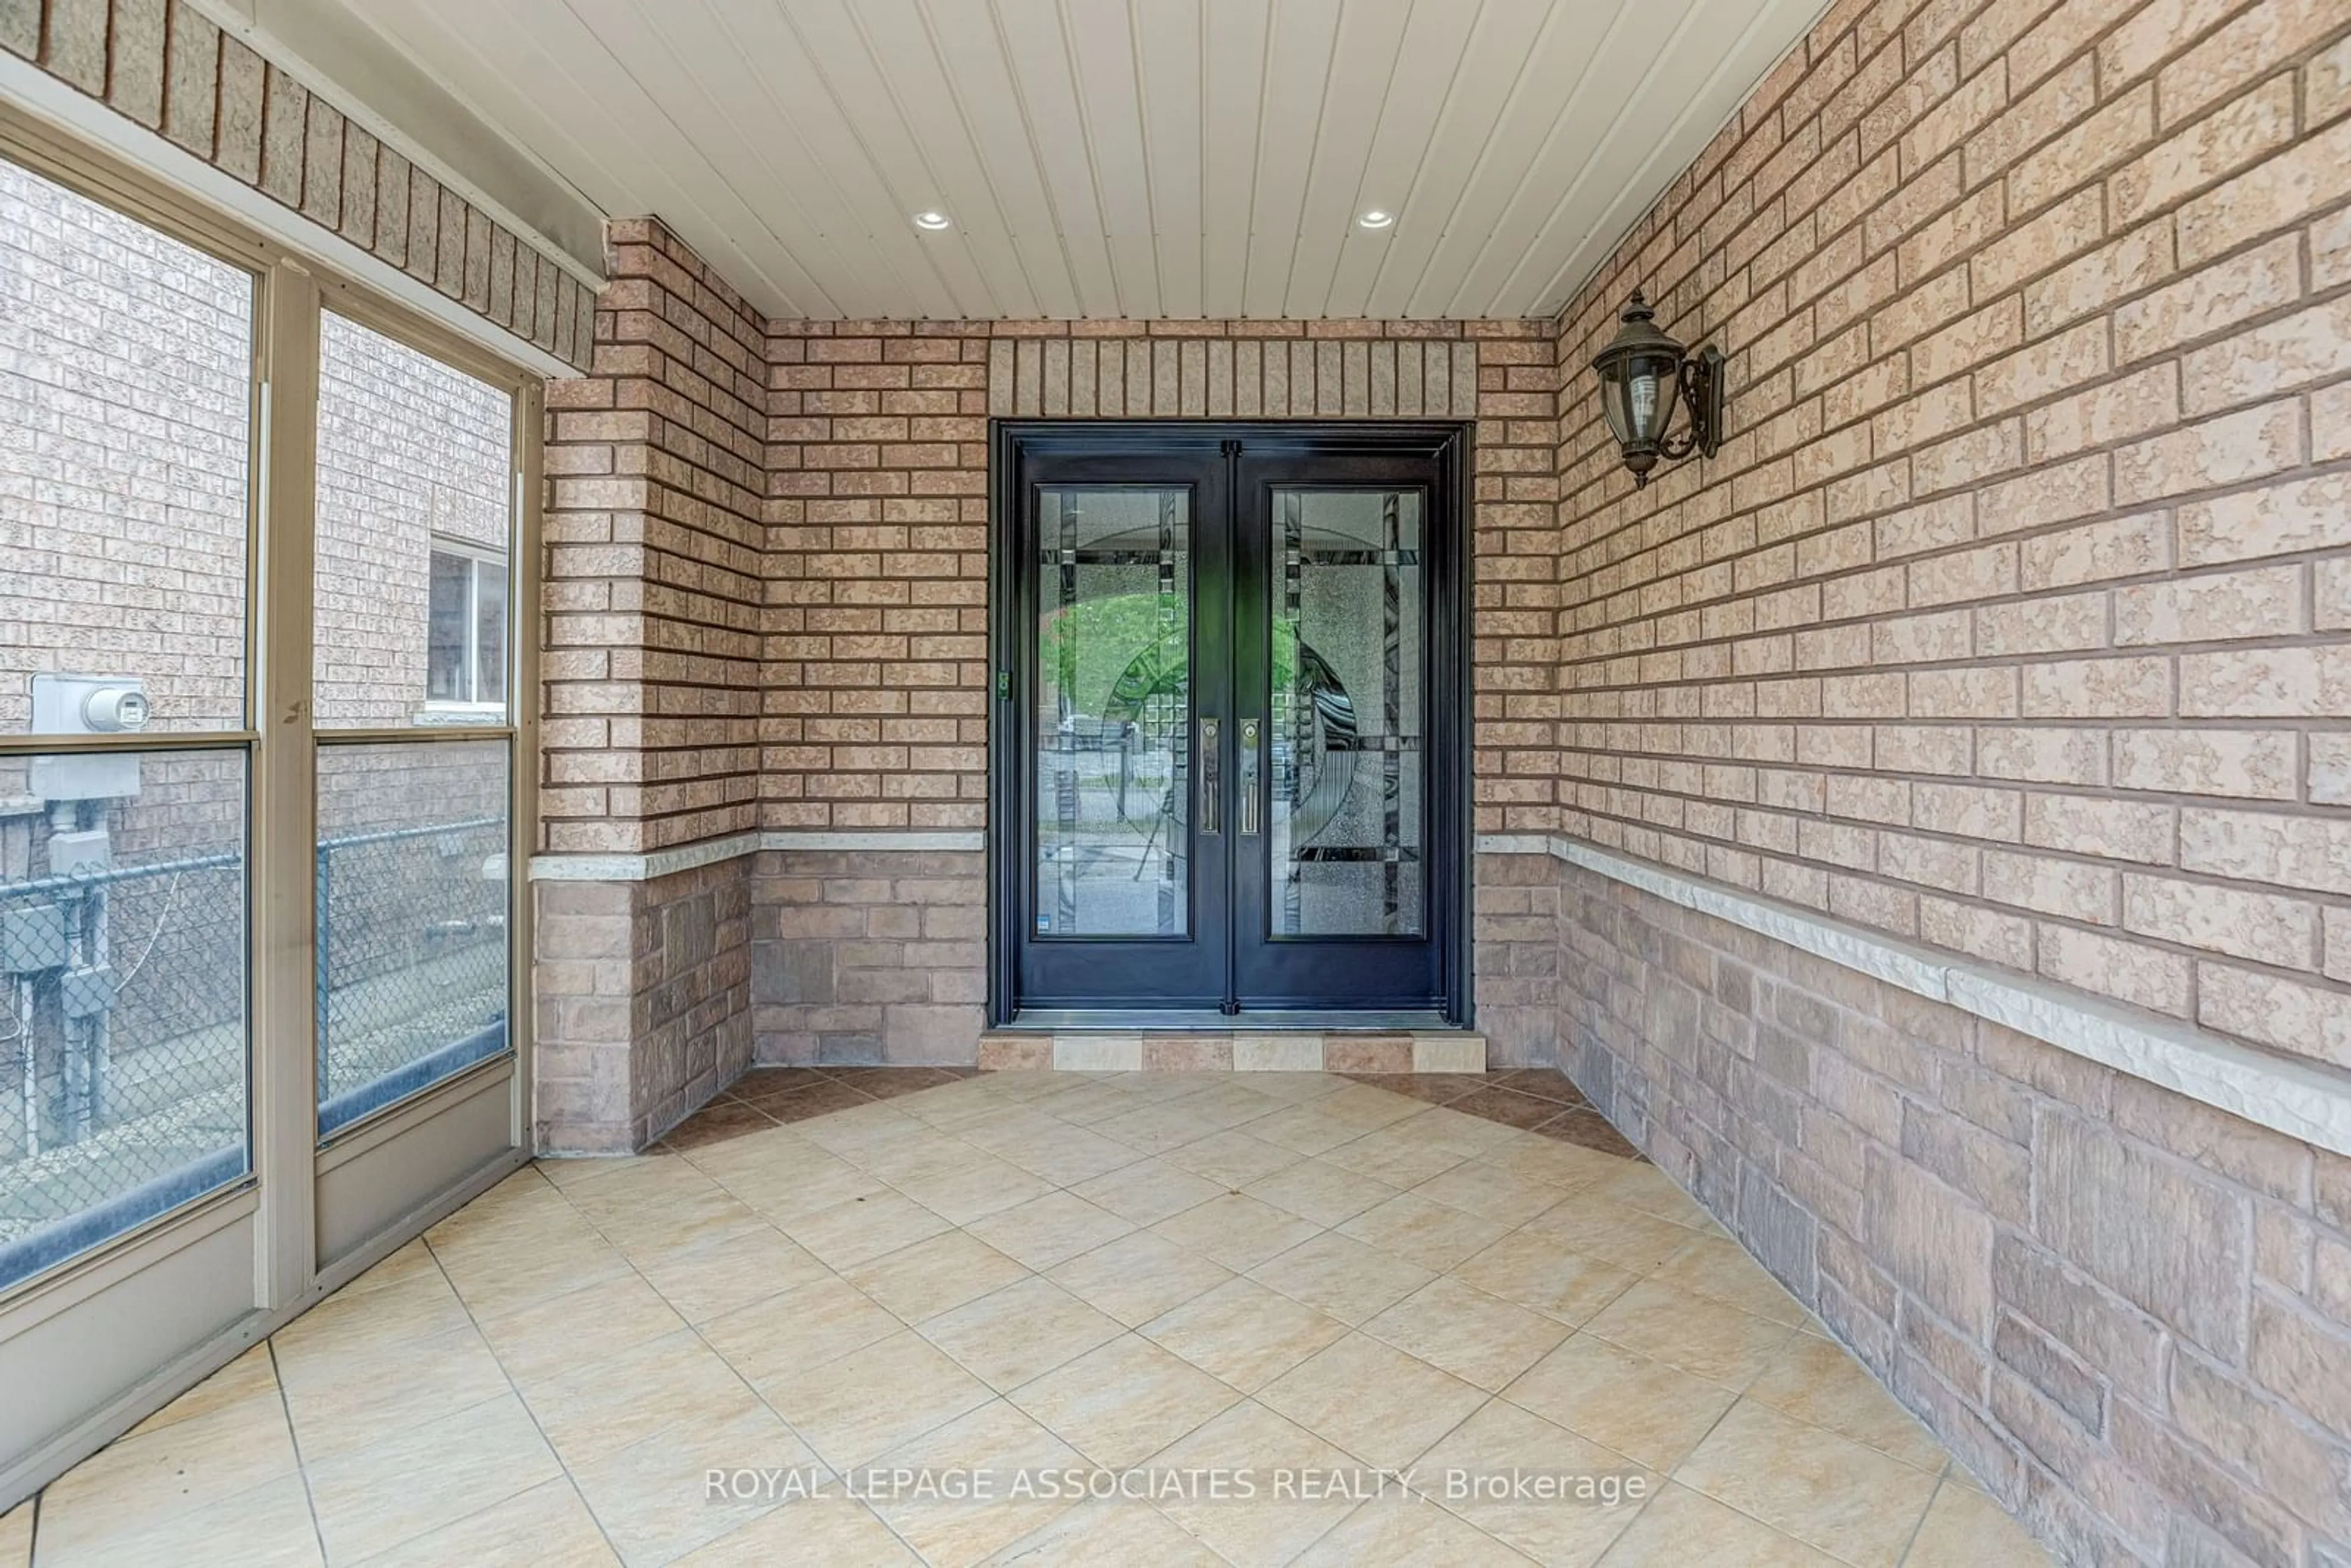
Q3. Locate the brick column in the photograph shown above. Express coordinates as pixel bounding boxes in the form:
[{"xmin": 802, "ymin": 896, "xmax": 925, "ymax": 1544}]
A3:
[{"xmin": 532, "ymin": 220, "xmax": 764, "ymax": 1149}]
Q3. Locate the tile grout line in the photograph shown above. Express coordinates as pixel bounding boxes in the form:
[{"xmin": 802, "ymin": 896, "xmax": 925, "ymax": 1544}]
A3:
[{"xmin": 264, "ymin": 1338, "xmax": 332, "ymax": 1567}]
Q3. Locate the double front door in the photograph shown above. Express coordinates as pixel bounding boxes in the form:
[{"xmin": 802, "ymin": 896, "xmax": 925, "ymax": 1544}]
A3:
[{"xmin": 992, "ymin": 423, "xmax": 1467, "ymax": 1019}]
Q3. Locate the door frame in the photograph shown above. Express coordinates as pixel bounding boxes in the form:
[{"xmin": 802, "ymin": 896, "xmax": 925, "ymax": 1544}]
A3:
[{"xmin": 986, "ymin": 419, "xmax": 1474, "ymax": 1028}]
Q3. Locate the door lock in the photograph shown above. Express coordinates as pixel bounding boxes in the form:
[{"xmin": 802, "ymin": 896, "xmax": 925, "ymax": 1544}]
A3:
[{"xmin": 1199, "ymin": 718, "xmax": 1220, "ymax": 835}]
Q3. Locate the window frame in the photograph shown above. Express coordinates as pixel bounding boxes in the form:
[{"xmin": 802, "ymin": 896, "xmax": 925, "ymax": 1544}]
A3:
[
  {"xmin": 0, "ymin": 92, "xmax": 544, "ymax": 1496},
  {"xmin": 422, "ymin": 534, "xmax": 512, "ymax": 718}
]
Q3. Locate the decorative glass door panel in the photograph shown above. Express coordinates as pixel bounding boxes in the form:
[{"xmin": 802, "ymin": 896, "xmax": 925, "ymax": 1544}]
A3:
[
  {"xmin": 1034, "ymin": 487, "xmax": 1192, "ymax": 939},
  {"xmin": 1270, "ymin": 489, "xmax": 1425, "ymax": 939}
]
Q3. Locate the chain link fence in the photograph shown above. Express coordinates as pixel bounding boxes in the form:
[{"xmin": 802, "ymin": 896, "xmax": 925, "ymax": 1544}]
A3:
[{"xmin": 1, "ymin": 816, "xmax": 510, "ymax": 1282}]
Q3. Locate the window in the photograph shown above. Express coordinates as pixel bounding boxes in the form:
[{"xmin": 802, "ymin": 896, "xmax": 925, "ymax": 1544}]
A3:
[{"xmin": 426, "ymin": 542, "xmax": 509, "ymax": 713}]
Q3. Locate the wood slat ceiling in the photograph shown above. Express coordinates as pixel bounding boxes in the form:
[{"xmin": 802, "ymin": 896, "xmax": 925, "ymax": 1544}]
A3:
[{"xmin": 328, "ymin": 0, "xmax": 1826, "ymax": 321}]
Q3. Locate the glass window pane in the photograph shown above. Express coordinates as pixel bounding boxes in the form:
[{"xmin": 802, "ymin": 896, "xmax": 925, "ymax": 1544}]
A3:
[
  {"xmin": 315, "ymin": 312, "xmax": 513, "ymax": 727},
  {"xmin": 475, "ymin": 559, "xmax": 508, "ymax": 710},
  {"xmin": 1033, "ymin": 487, "xmax": 1190, "ymax": 938},
  {"xmin": 316, "ymin": 740, "xmax": 511, "ymax": 1138},
  {"xmin": 0, "ymin": 158, "xmax": 253, "ymax": 736},
  {"xmin": 1271, "ymin": 489, "xmax": 1425, "ymax": 937},
  {"xmin": 0, "ymin": 750, "xmax": 249, "ymax": 1291}
]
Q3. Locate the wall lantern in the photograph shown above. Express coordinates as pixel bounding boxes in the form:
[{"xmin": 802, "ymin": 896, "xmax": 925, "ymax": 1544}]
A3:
[{"xmin": 1589, "ymin": 288, "xmax": 1725, "ymax": 487}]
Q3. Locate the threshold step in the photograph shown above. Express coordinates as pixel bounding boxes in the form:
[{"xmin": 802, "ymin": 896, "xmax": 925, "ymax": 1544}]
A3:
[{"xmin": 977, "ymin": 1028, "xmax": 1486, "ymax": 1075}]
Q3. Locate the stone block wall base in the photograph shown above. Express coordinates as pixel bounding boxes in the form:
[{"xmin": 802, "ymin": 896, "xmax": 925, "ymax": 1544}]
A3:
[{"xmin": 976, "ymin": 1030, "xmax": 1488, "ymax": 1075}]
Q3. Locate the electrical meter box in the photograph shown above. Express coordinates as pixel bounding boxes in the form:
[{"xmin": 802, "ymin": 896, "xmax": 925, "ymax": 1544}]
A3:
[{"xmin": 29, "ymin": 673, "xmax": 149, "ymax": 801}]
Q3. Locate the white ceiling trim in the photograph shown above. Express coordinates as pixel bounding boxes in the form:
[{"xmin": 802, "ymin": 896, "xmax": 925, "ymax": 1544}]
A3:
[{"xmin": 306, "ymin": 0, "xmax": 1829, "ymax": 321}]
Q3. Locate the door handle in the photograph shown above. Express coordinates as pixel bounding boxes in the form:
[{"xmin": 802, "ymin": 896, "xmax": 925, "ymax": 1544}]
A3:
[
  {"xmin": 1239, "ymin": 719, "xmax": 1261, "ymax": 836},
  {"xmin": 1199, "ymin": 718, "xmax": 1220, "ymax": 835}
]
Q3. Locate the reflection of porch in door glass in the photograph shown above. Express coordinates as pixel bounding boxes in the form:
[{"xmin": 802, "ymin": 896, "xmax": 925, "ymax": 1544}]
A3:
[
  {"xmin": 1273, "ymin": 489, "xmax": 1425, "ymax": 937},
  {"xmin": 1034, "ymin": 487, "xmax": 1191, "ymax": 938}
]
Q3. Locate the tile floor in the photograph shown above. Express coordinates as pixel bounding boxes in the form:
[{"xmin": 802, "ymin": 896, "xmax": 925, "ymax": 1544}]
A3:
[{"xmin": 1, "ymin": 1067, "xmax": 2052, "ymax": 1566}]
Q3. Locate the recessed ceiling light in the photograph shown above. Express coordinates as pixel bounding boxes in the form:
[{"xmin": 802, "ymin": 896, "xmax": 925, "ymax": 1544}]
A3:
[
  {"xmin": 913, "ymin": 211, "xmax": 952, "ymax": 231},
  {"xmin": 1357, "ymin": 209, "xmax": 1395, "ymax": 229}
]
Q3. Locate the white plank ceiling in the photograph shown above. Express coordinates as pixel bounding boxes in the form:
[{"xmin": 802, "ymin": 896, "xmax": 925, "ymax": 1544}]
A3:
[{"xmin": 324, "ymin": 0, "xmax": 1826, "ymax": 321}]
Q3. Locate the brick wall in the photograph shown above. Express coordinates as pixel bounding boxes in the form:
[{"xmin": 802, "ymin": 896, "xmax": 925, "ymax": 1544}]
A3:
[
  {"xmin": 1538, "ymin": 0, "xmax": 2351, "ymax": 1072},
  {"xmin": 1545, "ymin": 852, "xmax": 2351, "ymax": 1567},
  {"xmin": 760, "ymin": 318, "xmax": 1558, "ymax": 835},
  {"xmin": 531, "ymin": 857, "xmax": 751, "ymax": 1153},
  {"xmin": 749, "ymin": 848, "xmax": 984, "ymax": 1066},
  {"xmin": 1, "ymin": 0, "xmax": 596, "ymax": 370},
  {"xmin": 541, "ymin": 219, "xmax": 767, "ymax": 855}
]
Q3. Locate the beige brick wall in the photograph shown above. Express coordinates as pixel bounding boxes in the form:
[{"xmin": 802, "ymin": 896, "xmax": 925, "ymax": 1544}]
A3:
[
  {"xmin": 1541, "ymin": 0, "xmax": 2351, "ymax": 1071},
  {"xmin": 1547, "ymin": 852, "xmax": 2351, "ymax": 1566},
  {"xmin": 1, "ymin": 0, "xmax": 596, "ymax": 370},
  {"xmin": 749, "ymin": 849, "xmax": 984, "ymax": 1065},
  {"xmin": 541, "ymin": 219, "xmax": 767, "ymax": 855},
  {"xmin": 760, "ymin": 318, "xmax": 1559, "ymax": 833}
]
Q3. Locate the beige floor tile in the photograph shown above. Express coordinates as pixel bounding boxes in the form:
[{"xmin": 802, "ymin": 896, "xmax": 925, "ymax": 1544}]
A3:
[
  {"xmin": 1161, "ymin": 1127, "xmax": 1303, "ymax": 1187},
  {"xmin": 1046, "ymin": 1231, "xmax": 1235, "ymax": 1327},
  {"xmin": 271, "ymin": 1261, "xmax": 473, "ymax": 1367},
  {"xmin": 1230, "ymin": 1070, "xmax": 1348, "ymax": 1103},
  {"xmin": 1743, "ymin": 1332, "xmax": 1948, "ymax": 1472},
  {"xmin": 1651, "ymin": 1233, "xmax": 1809, "ymax": 1326},
  {"xmin": 1311, "ymin": 1082, "xmax": 1430, "ymax": 1131},
  {"xmin": 1067, "ymin": 1157, "xmax": 1228, "ymax": 1226},
  {"xmin": 33, "ymin": 1374, "xmax": 302, "ymax": 1559},
  {"xmin": 765, "ymin": 1329, "xmax": 996, "ymax": 1470},
  {"xmin": 1172, "ymin": 1079, "xmax": 1291, "ymax": 1127},
  {"xmin": 985, "ymin": 1499, "xmax": 1223, "ymax": 1565},
  {"xmin": 888, "ymin": 1152, "xmax": 1060, "ymax": 1226},
  {"xmin": 519, "ymin": 1327, "xmax": 770, "ymax": 1470},
  {"xmin": 847, "ymin": 1228, "xmax": 1032, "ymax": 1324},
  {"xmin": 361, "ymin": 1475, "xmax": 618, "ymax": 1567},
  {"xmin": 566, "ymin": 1401, "xmax": 817, "ymax": 1566},
  {"xmin": 1340, "ymin": 1190, "xmax": 1512, "ymax": 1272},
  {"xmin": 1256, "ymin": 1334, "xmax": 1488, "ymax": 1469},
  {"xmin": 1581, "ymin": 1162, "xmax": 1712, "ymax": 1228},
  {"xmin": 1246, "ymin": 1105, "xmax": 1367, "ymax": 1157},
  {"xmin": 1009, "ymin": 1335, "xmax": 1240, "ymax": 1467},
  {"xmin": 474, "ymin": 1270, "xmax": 687, "ymax": 1384},
  {"xmin": 1246, "ymin": 1231, "xmax": 1436, "ymax": 1325},
  {"xmin": 1149, "ymin": 1193, "xmax": 1322, "ymax": 1270},
  {"xmin": 0, "ymin": 1501, "xmax": 27, "ymax": 1568},
  {"xmin": 305, "ymin": 1393, "xmax": 563, "ymax": 1562},
  {"xmin": 1594, "ymin": 1481, "xmax": 1840, "ymax": 1566},
  {"xmin": 1519, "ymin": 1198, "xmax": 1700, "ymax": 1274},
  {"xmin": 1242, "ymin": 1156, "xmax": 1400, "ymax": 1226},
  {"xmin": 1501, "ymin": 1335, "xmax": 1739, "ymax": 1471},
  {"xmin": 534, "ymin": 1150, "xmax": 675, "ymax": 1191},
  {"xmin": 1417, "ymin": 1401, "xmax": 1653, "ymax": 1566},
  {"xmin": 966, "ymin": 1191, "xmax": 1136, "ymax": 1271},
  {"xmin": 1144, "ymin": 1400, "xmax": 1365, "ymax": 1567},
  {"xmin": 700, "ymin": 1275, "xmax": 902, "ymax": 1386},
  {"xmin": 1447, "ymin": 1231, "xmax": 1641, "ymax": 1326},
  {"xmin": 1318, "ymin": 1124, "xmax": 1471, "ymax": 1188},
  {"xmin": 793, "ymin": 1101, "xmax": 932, "ymax": 1161},
  {"xmin": 1363, "ymin": 1277, "xmax": 1570, "ymax": 1392},
  {"xmin": 429, "ymin": 1215, "xmax": 636, "ymax": 1317},
  {"xmin": 1673, "ymin": 1399, "xmax": 1940, "ymax": 1568},
  {"xmin": 122, "ymin": 1341, "xmax": 280, "ymax": 1441},
  {"xmin": 849, "ymin": 1127, "xmax": 994, "ymax": 1189},
  {"xmin": 36, "ymin": 1472, "xmax": 322, "ymax": 1568},
  {"xmin": 781, "ymin": 1188, "xmax": 955, "ymax": 1272},
  {"xmin": 1905, "ymin": 1476, "xmax": 2057, "ymax": 1566},
  {"xmin": 981, "ymin": 1122, "xmax": 1144, "ymax": 1188},
  {"xmin": 1582, "ymin": 1281, "xmax": 1798, "ymax": 1389},
  {"xmin": 921, "ymin": 1276, "xmax": 1127, "ymax": 1390},
  {"xmin": 1411, "ymin": 1159, "xmax": 1569, "ymax": 1227},
  {"xmin": 1297, "ymin": 1495, "xmax": 1537, "ymax": 1566},
  {"xmin": 1408, "ymin": 1106, "xmax": 1526, "ymax": 1158},
  {"xmin": 707, "ymin": 1149, "xmax": 890, "ymax": 1227},
  {"xmin": 675, "ymin": 1495, "xmax": 918, "ymax": 1566},
  {"xmin": 1142, "ymin": 1277, "xmax": 1350, "ymax": 1392},
  {"xmin": 278, "ymin": 1319, "xmax": 513, "ymax": 1463},
  {"xmin": 1090, "ymin": 1101, "xmax": 1235, "ymax": 1155},
  {"xmin": 861, "ymin": 1400, "xmax": 1085, "ymax": 1564},
  {"xmin": 1474, "ymin": 1137, "xmax": 1625, "ymax": 1190},
  {"xmin": 631, "ymin": 1223, "xmax": 831, "ymax": 1324},
  {"xmin": 564, "ymin": 1163, "xmax": 768, "ymax": 1264}
]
